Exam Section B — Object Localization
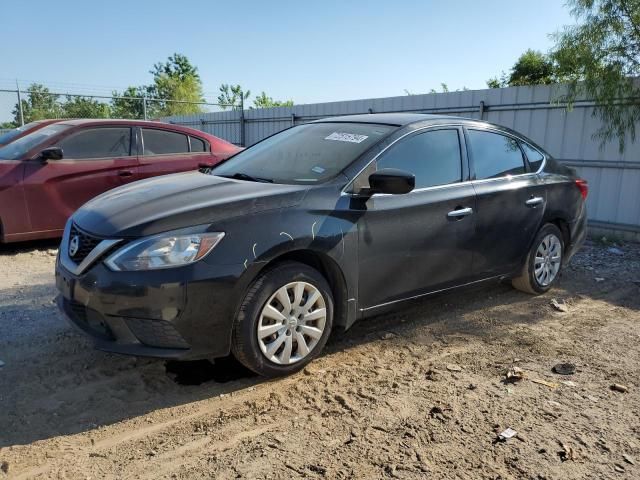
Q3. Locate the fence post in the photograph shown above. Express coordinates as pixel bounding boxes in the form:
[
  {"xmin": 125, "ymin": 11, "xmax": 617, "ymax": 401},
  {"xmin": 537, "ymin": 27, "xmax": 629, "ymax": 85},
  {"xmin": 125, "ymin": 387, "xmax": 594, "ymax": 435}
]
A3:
[
  {"xmin": 16, "ymin": 81, "xmax": 25, "ymax": 126},
  {"xmin": 142, "ymin": 96, "xmax": 148, "ymax": 120},
  {"xmin": 479, "ymin": 101, "xmax": 486, "ymax": 120},
  {"xmin": 239, "ymin": 95, "xmax": 246, "ymax": 147}
]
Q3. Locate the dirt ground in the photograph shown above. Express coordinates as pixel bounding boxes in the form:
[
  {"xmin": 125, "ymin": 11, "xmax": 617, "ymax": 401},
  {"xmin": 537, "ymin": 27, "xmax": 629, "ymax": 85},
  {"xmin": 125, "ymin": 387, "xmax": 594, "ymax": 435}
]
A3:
[{"xmin": 1, "ymin": 238, "xmax": 639, "ymax": 480}]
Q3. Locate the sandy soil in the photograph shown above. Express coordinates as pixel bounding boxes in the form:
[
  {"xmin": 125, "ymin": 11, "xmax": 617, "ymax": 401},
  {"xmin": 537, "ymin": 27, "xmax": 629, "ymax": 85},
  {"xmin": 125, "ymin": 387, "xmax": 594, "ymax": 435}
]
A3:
[{"xmin": 0, "ymin": 238, "xmax": 639, "ymax": 479}]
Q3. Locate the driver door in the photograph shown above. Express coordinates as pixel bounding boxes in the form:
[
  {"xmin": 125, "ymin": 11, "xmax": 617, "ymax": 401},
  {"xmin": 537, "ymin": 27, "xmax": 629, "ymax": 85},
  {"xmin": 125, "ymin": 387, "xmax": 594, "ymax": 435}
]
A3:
[
  {"xmin": 354, "ymin": 127, "xmax": 477, "ymax": 310},
  {"xmin": 22, "ymin": 126, "xmax": 139, "ymax": 235}
]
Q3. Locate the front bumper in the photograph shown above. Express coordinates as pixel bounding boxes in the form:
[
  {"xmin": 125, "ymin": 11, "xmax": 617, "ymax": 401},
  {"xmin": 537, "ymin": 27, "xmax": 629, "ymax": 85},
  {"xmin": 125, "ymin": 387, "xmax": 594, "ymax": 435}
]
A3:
[{"xmin": 55, "ymin": 255, "xmax": 251, "ymax": 360}]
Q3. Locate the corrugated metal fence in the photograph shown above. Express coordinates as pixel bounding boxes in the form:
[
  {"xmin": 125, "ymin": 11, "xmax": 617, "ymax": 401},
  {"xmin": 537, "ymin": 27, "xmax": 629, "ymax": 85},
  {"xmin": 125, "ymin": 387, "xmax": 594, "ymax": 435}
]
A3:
[{"xmin": 164, "ymin": 85, "xmax": 640, "ymax": 237}]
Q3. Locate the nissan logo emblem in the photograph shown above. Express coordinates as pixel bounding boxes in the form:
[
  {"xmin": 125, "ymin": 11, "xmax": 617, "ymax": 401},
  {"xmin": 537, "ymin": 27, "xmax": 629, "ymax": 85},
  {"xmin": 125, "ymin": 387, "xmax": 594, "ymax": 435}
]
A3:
[{"xmin": 69, "ymin": 235, "xmax": 80, "ymax": 257}]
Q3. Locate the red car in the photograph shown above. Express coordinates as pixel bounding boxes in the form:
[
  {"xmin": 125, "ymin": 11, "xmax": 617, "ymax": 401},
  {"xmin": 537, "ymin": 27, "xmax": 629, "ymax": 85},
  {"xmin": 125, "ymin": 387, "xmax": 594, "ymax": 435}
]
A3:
[
  {"xmin": 0, "ymin": 119, "xmax": 240, "ymax": 243},
  {"xmin": 0, "ymin": 119, "xmax": 62, "ymax": 147}
]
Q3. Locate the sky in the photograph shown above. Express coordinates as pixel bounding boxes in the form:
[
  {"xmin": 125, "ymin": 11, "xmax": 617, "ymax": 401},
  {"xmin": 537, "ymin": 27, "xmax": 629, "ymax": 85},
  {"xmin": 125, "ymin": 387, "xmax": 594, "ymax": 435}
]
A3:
[{"xmin": 1, "ymin": 0, "xmax": 575, "ymax": 115}]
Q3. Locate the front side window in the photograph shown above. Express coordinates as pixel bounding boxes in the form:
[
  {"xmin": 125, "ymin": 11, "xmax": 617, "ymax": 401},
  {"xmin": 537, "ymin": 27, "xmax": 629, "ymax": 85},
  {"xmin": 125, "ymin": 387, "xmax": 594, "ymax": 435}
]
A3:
[
  {"xmin": 520, "ymin": 142, "xmax": 545, "ymax": 172},
  {"xmin": 212, "ymin": 122, "xmax": 394, "ymax": 184},
  {"xmin": 59, "ymin": 127, "xmax": 131, "ymax": 159},
  {"xmin": 376, "ymin": 129, "xmax": 462, "ymax": 189},
  {"xmin": 467, "ymin": 130, "xmax": 525, "ymax": 180},
  {"xmin": 142, "ymin": 129, "xmax": 189, "ymax": 155}
]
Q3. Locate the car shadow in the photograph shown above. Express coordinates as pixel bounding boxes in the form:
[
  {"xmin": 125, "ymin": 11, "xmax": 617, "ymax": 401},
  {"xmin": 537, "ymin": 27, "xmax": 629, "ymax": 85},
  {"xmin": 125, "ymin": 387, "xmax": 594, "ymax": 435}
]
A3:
[
  {"xmin": 0, "ymin": 238, "xmax": 60, "ymax": 256},
  {"xmin": 0, "ymin": 242, "xmax": 638, "ymax": 448}
]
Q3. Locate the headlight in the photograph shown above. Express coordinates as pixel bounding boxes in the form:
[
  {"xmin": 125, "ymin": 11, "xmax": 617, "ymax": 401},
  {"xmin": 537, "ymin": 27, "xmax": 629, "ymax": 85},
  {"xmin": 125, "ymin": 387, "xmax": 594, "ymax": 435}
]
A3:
[{"xmin": 105, "ymin": 232, "xmax": 225, "ymax": 271}]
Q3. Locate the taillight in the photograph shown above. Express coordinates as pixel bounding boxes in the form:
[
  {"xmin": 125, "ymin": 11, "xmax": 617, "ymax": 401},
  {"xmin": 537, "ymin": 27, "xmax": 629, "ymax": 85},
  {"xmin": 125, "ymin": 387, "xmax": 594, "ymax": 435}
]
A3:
[{"xmin": 575, "ymin": 179, "xmax": 588, "ymax": 200}]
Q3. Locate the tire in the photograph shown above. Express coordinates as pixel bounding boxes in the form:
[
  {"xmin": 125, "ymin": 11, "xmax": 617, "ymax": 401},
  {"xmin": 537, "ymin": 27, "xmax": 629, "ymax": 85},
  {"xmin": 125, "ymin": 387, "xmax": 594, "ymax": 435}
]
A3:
[
  {"xmin": 231, "ymin": 261, "xmax": 334, "ymax": 377},
  {"xmin": 512, "ymin": 223, "xmax": 564, "ymax": 295}
]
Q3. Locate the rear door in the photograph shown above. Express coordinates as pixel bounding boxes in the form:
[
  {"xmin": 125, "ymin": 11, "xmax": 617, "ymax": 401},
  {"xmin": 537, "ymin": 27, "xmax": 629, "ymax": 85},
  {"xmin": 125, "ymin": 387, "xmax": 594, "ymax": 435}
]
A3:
[
  {"xmin": 355, "ymin": 127, "xmax": 478, "ymax": 309},
  {"xmin": 465, "ymin": 128, "xmax": 545, "ymax": 276},
  {"xmin": 138, "ymin": 128, "xmax": 214, "ymax": 179},
  {"xmin": 22, "ymin": 126, "xmax": 139, "ymax": 234}
]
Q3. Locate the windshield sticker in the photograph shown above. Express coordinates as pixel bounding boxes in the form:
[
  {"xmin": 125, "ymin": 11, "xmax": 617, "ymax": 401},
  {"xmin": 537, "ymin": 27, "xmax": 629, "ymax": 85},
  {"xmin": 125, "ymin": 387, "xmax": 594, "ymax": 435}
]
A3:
[
  {"xmin": 311, "ymin": 166, "xmax": 325, "ymax": 174},
  {"xmin": 325, "ymin": 132, "xmax": 369, "ymax": 143}
]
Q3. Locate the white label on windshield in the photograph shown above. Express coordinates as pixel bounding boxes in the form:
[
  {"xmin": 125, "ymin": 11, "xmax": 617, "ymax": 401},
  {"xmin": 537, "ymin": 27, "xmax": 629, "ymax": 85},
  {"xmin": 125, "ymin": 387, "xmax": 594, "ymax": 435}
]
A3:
[{"xmin": 325, "ymin": 132, "xmax": 369, "ymax": 143}]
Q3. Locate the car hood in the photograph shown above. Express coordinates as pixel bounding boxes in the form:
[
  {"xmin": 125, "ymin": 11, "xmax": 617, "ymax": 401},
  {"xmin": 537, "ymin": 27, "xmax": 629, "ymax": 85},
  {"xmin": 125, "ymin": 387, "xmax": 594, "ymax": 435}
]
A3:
[{"xmin": 73, "ymin": 171, "xmax": 309, "ymax": 237}]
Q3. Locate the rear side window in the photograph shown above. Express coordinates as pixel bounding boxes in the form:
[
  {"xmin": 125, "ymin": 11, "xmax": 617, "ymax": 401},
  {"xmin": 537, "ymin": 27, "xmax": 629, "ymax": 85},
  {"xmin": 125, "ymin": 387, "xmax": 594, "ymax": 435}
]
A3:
[
  {"xmin": 376, "ymin": 129, "xmax": 462, "ymax": 189},
  {"xmin": 142, "ymin": 129, "xmax": 189, "ymax": 155},
  {"xmin": 520, "ymin": 142, "xmax": 544, "ymax": 172},
  {"xmin": 467, "ymin": 130, "xmax": 526, "ymax": 179},
  {"xmin": 59, "ymin": 127, "xmax": 131, "ymax": 159},
  {"xmin": 190, "ymin": 136, "xmax": 207, "ymax": 152}
]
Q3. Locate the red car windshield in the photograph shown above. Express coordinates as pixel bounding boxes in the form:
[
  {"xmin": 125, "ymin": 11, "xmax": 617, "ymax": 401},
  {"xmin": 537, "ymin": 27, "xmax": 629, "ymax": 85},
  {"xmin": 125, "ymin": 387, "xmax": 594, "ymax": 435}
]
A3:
[
  {"xmin": 0, "ymin": 124, "xmax": 71, "ymax": 160},
  {"xmin": 0, "ymin": 121, "xmax": 49, "ymax": 145}
]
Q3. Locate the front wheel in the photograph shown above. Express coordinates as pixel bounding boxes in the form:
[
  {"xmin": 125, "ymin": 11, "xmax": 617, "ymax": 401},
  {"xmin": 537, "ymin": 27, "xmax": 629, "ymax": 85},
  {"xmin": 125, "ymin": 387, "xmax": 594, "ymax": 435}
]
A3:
[
  {"xmin": 231, "ymin": 262, "xmax": 334, "ymax": 377},
  {"xmin": 512, "ymin": 223, "xmax": 564, "ymax": 294}
]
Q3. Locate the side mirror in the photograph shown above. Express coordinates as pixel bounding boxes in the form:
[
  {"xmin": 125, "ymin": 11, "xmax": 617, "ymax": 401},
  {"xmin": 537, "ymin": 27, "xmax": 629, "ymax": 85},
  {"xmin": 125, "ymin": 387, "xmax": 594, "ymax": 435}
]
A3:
[
  {"xmin": 368, "ymin": 168, "xmax": 415, "ymax": 195},
  {"xmin": 40, "ymin": 147, "xmax": 63, "ymax": 162}
]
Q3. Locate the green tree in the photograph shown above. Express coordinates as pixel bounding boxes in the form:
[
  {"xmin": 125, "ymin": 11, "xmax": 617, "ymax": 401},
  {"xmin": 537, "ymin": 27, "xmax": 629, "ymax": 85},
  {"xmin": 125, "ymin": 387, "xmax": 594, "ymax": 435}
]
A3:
[
  {"xmin": 508, "ymin": 49, "xmax": 556, "ymax": 86},
  {"xmin": 487, "ymin": 71, "xmax": 508, "ymax": 88},
  {"xmin": 217, "ymin": 84, "xmax": 250, "ymax": 109},
  {"xmin": 111, "ymin": 86, "xmax": 153, "ymax": 119},
  {"xmin": 487, "ymin": 50, "xmax": 556, "ymax": 88},
  {"xmin": 149, "ymin": 53, "xmax": 204, "ymax": 116},
  {"xmin": 551, "ymin": 0, "xmax": 640, "ymax": 152},
  {"xmin": 13, "ymin": 84, "xmax": 62, "ymax": 123},
  {"xmin": 62, "ymin": 96, "xmax": 110, "ymax": 118},
  {"xmin": 252, "ymin": 91, "xmax": 294, "ymax": 108}
]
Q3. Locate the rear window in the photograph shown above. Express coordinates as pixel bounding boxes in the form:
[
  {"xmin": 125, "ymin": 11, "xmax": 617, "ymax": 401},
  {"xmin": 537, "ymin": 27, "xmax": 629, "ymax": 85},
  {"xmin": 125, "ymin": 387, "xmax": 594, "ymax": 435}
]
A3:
[
  {"xmin": 212, "ymin": 122, "xmax": 394, "ymax": 184},
  {"xmin": 142, "ymin": 129, "xmax": 189, "ymax": 155}
]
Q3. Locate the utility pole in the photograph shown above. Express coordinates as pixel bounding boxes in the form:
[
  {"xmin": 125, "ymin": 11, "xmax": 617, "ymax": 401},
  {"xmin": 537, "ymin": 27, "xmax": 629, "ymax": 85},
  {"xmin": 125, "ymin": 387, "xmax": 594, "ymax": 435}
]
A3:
[
  {"xmin": 16, "ymin": 80, "xmax": 25, "ymax": 126},
  {"xmin": 142, "ymin": 96, "xmax": 148, "ymax": 120}
]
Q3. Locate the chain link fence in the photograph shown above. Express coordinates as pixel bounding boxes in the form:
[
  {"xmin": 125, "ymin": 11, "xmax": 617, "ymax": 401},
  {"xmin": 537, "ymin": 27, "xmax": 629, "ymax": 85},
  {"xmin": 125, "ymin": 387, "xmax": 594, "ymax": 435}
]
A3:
[{"xmin": 0, "ymin": 88, "xmax": 236, "ymax": 134}]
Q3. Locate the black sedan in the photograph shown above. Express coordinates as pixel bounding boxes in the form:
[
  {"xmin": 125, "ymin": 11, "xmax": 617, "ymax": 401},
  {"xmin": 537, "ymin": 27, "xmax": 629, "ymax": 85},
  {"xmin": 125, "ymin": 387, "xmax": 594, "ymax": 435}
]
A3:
[{"xmin": 55, "ymin": 113, "xmax": 587, "ymax": 377}]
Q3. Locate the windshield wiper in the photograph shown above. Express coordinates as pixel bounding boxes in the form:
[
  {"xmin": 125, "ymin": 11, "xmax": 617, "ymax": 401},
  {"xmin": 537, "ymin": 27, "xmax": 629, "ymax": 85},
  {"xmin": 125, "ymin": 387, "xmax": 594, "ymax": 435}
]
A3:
[{"xmin": 218, "ymin": 172, "xmax": 273, "ymax": 183}]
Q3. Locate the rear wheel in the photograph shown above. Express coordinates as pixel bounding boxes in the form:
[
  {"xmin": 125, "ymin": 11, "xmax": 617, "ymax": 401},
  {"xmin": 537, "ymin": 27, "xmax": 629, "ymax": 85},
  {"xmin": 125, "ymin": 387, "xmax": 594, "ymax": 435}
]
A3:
[
  {"xmin": 512, "ymin": 223, "xmax": 564, "ymax": 294},
  {"xmin": 231, "ymin": 262, "xmax": 333, "ymax": 377}
]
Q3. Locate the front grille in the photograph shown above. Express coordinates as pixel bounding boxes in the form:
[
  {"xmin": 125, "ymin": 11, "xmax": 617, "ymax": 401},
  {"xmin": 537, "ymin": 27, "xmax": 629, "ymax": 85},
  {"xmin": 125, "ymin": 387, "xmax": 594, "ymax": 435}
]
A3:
[{"xmin": 68, "ymin": 224, "xmax": 101, "ymax": 264}]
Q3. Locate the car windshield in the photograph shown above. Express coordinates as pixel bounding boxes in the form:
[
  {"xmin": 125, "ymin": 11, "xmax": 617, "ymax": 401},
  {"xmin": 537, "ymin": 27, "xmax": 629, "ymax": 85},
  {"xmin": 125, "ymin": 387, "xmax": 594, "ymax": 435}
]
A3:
[
  {"xmin": 211, "ymin": 122, "xmax": 395, "ymax": 184},
  {"xmin": 0, "ymin": 121, "xmax": 47, "ymax": 145},
  {"xmin": 0, "ymin": 124, "xmax": 70, "ymax": 160}
]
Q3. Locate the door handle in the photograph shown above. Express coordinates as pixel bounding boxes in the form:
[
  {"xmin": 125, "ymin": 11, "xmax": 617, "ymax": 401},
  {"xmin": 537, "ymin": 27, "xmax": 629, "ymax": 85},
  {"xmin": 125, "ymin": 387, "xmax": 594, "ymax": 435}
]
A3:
[
  {"xmin": 525, "ymin": 196, "xmax": 544, "ymax": 207},
  {"xmin": 447, "ymin": 207, "xmax": 474, "ymax": 219},
  {"xmin": 118, "ymin": 170, "xmax": 133, "ymax": 178}
]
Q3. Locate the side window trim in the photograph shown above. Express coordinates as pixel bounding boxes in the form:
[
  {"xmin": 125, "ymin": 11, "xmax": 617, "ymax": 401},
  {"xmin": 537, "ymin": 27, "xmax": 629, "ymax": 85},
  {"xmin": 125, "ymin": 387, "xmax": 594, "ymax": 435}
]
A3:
[
  {"xmin": 464, "ymin": 126, "xmax": 534, "ymax": 182},
  {"xmin": 346, "ymin": 124, "xmax": 467, "ymax": 194},
  {"xmin": 56, "ymin": 126, "xmax": 133, "ymax": 160}
]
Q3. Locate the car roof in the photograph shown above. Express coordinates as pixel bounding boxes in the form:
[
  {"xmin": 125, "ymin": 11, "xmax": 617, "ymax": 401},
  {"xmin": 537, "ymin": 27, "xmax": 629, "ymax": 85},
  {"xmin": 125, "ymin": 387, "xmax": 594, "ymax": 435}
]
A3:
[
  {"xmin": 311, "ymin": 113, "xmax": 468, "ymax": 126},
  {"xmin": 53, "ymin": 118, "xmax": 222, "ymax": 141}
]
